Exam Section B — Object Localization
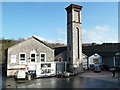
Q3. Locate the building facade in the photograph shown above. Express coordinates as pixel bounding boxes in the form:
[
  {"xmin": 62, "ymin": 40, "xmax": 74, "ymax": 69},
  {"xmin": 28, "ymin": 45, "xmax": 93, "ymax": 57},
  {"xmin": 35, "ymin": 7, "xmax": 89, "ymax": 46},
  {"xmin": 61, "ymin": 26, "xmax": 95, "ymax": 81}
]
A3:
[
  {"xmin": 7, "ymin": 36, "xmax": 56, "ymax": 77},
  {"xmin": 82, "ymin": 43, "xmax": 120, "ymax": 69},
  {"xmin": 88, "ymin": 53, "xmax": 102, "ymax": 68}
]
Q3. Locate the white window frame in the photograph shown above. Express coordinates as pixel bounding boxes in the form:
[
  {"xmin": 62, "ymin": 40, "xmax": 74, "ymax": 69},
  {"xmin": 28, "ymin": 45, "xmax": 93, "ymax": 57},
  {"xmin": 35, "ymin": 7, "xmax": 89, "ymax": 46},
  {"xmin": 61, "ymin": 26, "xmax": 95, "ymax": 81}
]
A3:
[
  {"xmin": 41, "ymin": 63, "xmax": 51, "ymax": 68},
  {"xmin": 30, "ymin": 49, "xmax": 36, "ymax": 63},
  {"xmin": 30, "ymin": 53, "xmax": 36, "ymax": 63},
  {"xmin": 19, "ymin": 53, "xmax": 26, "ymax": 64},
  {"xmin": 40, "ymin": 53, "xmax": 46, "ymax": 62}
]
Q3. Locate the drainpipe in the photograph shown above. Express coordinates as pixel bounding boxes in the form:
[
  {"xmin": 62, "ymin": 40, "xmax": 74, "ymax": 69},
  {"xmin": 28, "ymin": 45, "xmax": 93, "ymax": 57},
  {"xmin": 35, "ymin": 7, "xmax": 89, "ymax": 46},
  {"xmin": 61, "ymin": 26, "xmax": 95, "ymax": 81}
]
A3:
[
  {"xmin": 113, "ymin": 56, "xmax": 115, "ymax": 67},
  {"xmin": 87, "ymin": 57, "xmax": 89, "ymax": 70}
]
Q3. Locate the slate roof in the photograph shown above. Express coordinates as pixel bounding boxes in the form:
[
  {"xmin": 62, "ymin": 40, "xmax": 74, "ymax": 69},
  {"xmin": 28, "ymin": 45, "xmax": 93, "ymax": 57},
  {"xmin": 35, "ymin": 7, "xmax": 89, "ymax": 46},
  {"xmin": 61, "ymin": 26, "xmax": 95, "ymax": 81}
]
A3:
[
  {"xmin": 54, "ymin": 46, "xmax": 67, "ymax": 56},
  {"xmin": 82, "ymin": 43, "xmax": 120, "ymax": 57},
  {"xmin": 54, "ymin": 43, "xmax": 120, "ymax": 57},
  {"xmin": 32, "ymin": 36, "xmax": 54, "ymax": 49},
  {"xmin": 7, "ymin": 36, "xmax": 54, "ymax": 50}
]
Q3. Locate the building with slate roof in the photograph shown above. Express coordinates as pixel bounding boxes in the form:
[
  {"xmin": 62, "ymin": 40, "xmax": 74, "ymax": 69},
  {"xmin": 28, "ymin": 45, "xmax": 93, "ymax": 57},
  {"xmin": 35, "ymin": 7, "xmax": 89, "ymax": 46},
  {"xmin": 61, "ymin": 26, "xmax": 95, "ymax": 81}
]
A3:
[
  {"xmin": 55, "ymin": 43, "xmax": 120, "ymax": 69},
  {"xmin": 83, "ymin": 43, "xmax": 120, "ymax": 68}
]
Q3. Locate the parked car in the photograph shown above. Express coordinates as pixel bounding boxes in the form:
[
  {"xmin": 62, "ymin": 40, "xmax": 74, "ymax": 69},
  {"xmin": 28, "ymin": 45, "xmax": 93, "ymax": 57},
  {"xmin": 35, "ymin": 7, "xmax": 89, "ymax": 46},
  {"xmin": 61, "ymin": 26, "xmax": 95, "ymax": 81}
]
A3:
[
  {"xmin": 63, "ymin": 72, "xmax": 74, "ymax": 77},
  {"xmin": 109, "ymin": 66, "xmax": 120, "ymax": 72},
  {"xmin": 109, "ymin": 67, "xmax": 115, "ymax": 71},
  {"xmin": 94, "ymin": 66, "xmax": 101, "ymax": 73},
  {"xmin": 102, "ymin": 65, "xmax": 109, "ymax": 70},
  {"xmin": 14, "ymin": 70, "xmax": 26, "ymax": 80},
  {"xmin": 56, "ymin": 71, "xmax": 75, "ymax": 78}
]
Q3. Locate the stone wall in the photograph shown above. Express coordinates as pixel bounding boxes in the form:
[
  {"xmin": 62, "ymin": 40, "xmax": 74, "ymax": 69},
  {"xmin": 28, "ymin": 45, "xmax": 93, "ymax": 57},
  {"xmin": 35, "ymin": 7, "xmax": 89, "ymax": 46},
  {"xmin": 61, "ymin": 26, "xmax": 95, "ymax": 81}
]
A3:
[{"xmin": 7, "ymin": 37, "xmax": 54, "ymax": 76}]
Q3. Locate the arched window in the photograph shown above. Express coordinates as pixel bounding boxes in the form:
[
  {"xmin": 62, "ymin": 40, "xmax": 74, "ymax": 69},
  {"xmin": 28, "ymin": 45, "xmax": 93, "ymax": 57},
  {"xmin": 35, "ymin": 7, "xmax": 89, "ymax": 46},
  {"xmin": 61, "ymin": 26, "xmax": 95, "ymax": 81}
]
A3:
[
  {"xmin": 58, "ymin": 57, "xmax": 63, "ymax": 62},
  {"xmin": 30, "ymin": 49, "xmax": 36, "ymax": 63},
  {"xmin": 76, "ymin": 27, "xmax": 80, "ymax": 59}
]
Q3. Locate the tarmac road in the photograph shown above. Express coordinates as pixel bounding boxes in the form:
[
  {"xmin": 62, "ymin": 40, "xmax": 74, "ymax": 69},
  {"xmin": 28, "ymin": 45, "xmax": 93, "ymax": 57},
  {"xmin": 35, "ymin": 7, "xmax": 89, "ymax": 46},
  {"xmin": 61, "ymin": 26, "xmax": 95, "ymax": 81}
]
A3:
[
  {"xmin": 79, "ymin": 70, "xmax": 119, "ymax": 84},
  {"xmin": 2, "ymin": 70, "xmax": 119, "ymax": 88}
]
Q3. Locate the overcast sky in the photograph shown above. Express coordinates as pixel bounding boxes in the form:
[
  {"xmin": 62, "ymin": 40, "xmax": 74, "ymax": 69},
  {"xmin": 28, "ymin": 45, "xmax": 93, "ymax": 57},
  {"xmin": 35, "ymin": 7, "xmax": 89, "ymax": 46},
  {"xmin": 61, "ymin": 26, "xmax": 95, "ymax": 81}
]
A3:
[{"xmin": 2, "ymin": 2, "xmax": 118, "ymax": 44}]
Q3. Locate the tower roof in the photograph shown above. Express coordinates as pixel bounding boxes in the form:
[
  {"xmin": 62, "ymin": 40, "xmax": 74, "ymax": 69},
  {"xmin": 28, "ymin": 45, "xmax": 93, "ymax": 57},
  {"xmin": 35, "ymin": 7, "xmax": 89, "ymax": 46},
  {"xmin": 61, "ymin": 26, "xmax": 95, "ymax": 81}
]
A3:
[{"xmin": 65, "ymin": 4, "xmax": 82, "ymax": 12}]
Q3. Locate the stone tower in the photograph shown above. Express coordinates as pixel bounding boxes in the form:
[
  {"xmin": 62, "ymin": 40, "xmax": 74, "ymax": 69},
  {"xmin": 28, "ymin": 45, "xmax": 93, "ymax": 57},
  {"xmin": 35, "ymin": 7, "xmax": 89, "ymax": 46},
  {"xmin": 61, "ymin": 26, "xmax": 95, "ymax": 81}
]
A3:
[{"xmin": 65, "ymin": 4, "xmax": 83, "ymax": 73}]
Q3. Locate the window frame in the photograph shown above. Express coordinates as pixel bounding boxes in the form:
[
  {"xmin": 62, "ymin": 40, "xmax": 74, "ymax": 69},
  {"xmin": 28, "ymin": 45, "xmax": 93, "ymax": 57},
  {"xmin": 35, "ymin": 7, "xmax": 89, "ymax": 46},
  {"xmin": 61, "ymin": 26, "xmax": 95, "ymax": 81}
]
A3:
[
  {"xmin": 30, "ymin": 53, "xmax": 36, "ymax": 63},
  {"xmin": 19, "ymin": 53, "xmax": 26, "ymax": 64},
  {"xmin": 58, "ymin": 57, "xmax": 63, "ymax": 62},
  {"xmin": 40, "ymin": 53, "xmax": 46, "ymax": 62},
  {"xmin": 30, "ymin": 50, "xmax": 36, "ymax": 63},
  {"xmin": 41, "ymin": 63, "xmax": 51, "ymax": 68},
  {"xmin": 93, "ymin": 59, "xmax": 99, "ymax": 63}
]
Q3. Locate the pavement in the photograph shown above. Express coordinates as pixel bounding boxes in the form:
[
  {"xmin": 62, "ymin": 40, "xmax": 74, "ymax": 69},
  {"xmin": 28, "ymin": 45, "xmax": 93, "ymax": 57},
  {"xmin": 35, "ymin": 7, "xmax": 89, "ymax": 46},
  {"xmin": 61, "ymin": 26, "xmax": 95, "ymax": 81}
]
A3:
[{"xmin": 79, "ymin": 70, "xmax": 119, "ymax": 84}]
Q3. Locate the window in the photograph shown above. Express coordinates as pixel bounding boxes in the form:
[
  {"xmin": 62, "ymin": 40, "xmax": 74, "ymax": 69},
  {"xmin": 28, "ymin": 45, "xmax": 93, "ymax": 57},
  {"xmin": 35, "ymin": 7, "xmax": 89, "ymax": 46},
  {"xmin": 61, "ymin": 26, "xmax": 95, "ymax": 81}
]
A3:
[
  {"xmin": 41, "ymin": 63, "xmax": 51, "ymax": 68},
  {"xmin": 77, "ymin": 27, "xmax": 80, "ymax": 59},
  {"xmin": 31, "ymin": 54, "xmax": 35, "ymax": 62},
  {"xmin": 74, "ymin": 11, "xmax": 79, "ymax": 22},
  {"xmin": 41, "ymin": 69, "xmax": 51, "ymax": 74},
  {"xmin": 30, "ymin": 49, "xmax": 36, "ymax": 63},
  {"xmin": 58, "ymin": 57, "xmax": 63, "ymax": 62},
  {"xmin": 19, "ymin": 53, "xmax": 26, "ymax": 64},
  {"xmin": 40, "ymin": 53, "xmax": 46, "ymax": 62},
  {"xmin": 93, "ymin": 59, "xmax": 98, "ymax": 63},
  {"xmin": 20, "ymin": 54, "xmax": 25, "ymax": 61},
  {"xmin": 69, "ymin": 58, "xmax": 71, "ymax": 61}
]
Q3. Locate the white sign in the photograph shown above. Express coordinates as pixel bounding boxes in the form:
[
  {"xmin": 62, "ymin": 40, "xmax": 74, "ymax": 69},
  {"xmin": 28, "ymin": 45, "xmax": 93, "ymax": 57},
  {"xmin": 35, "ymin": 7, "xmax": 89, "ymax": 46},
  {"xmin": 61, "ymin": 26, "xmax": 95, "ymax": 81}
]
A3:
[{"xmin": 10, "ymin": 55, "xmax": 16, "ymax": 63}]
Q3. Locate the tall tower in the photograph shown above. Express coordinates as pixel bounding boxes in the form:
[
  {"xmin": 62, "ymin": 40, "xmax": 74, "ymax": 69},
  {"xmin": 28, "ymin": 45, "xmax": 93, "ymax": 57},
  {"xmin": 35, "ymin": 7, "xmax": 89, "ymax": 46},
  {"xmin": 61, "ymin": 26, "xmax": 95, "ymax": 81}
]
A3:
[{"xmin": 65, "ymin": 4, "xmax": 83, "ymax": 73}]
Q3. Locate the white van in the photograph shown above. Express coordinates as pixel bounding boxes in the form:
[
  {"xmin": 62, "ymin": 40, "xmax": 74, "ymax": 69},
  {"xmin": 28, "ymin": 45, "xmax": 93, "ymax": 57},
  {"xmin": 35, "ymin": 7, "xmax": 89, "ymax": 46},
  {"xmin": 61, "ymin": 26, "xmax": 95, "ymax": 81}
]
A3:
[{"xmin": 14, "ymin": 70, "xmax": 26, "ymax": 79}]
